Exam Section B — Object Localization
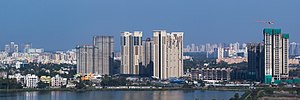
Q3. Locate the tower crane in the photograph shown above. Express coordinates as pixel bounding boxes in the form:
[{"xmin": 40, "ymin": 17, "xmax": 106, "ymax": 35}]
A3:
[{"xmin": 256, "ymin": 20, "xmax": 275, "ymax": 28}]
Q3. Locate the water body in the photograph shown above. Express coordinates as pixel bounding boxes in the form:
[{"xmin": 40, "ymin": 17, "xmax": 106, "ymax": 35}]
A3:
[{"xmin": 0, "ymin": 90, "xmax": 243, "ymax": 100}]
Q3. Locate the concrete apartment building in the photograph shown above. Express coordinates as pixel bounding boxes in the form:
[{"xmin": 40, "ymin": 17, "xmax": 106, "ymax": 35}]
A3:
[
  {"xmin": 153, "ymin": 30, "xmax": 183, "ymax": 80},
  {"xmin": 120, "ymin": 31, "xmax": 143, "ymax": 75},
  {"xmin": 76, "ymin": 45, "xmax": 94, "ymax": 75},
  {"xmin": 93, "ymin": 36, "xmax": 114, "ymax": 75},
  {"xmin": 76, "ymin": 36, "xmax": 114, "ymax": 75},
  {"xmin": 263, "ymin": 28, "xmax": 289, "ymax": 83}
]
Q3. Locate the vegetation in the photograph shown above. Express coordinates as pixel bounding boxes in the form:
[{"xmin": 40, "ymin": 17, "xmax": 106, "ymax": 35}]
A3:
[
  {"xmin": 17, "ymin": 63, "xmax": 76, "ymax": 78},
  {"xmin": 75, "ymin": 80, "xmax": 92, "ymax": 89},
  {"xmin": 100, "ymin": 76, "xmax": 128, "ymax": 86},
  {"xmin": 0, "ymin": 78, "xmax": 22, "ymax": 89},
  {"xmin": 37, "ymin": 82, "xmax": 50, "ymax": 89},
  {"xmin": 229, "ymin": 93, "xmax": 240, "ymax": 100}
]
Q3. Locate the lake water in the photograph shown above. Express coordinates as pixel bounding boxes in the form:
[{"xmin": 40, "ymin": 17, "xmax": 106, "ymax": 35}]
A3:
[{"xmin": 0, "ymin": 90, "xmax": 244, "ymax": 100}]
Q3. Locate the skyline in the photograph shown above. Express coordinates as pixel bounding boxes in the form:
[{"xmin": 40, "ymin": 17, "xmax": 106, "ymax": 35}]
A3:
[{"xmin": 1, "ymin": 0, "xmax": 299, "ymax": 51}]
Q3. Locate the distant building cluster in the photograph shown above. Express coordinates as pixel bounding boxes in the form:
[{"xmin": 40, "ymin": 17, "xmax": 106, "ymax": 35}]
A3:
[
  {"xmin": 289, "ymin": 42, "xmax": 300, "ymax": 56},
  {"xmin": 185, "ymin": 41, "xmax": 300, "ymax": 58},
  {"xmin": 0, "ymin": 42, "xmax": 76, "ymax": 67},
  {"xmin": 7, "ymin": 74, "xmax": 67, "ymax": 88},
  {"xmin": 184, "ymin": 42, "xmax": 248, "ymax": 59}
]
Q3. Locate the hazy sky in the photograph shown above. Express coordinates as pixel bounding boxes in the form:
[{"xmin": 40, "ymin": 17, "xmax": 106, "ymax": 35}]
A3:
[{"xmin": 0, "ymin": 0, "xmax": 299, "ymax": 51}]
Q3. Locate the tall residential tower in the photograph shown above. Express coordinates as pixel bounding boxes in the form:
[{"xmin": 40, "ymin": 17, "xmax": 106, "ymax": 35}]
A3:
[
  {"xmin": 93, "ymin": 36, "xmax": 114, "ymax": 75},
  {"xmin": 247, "ymin": 43, "xmax": 264, "ymax": 82},
  {"xmin": 120, "ymin": 31, "xmax": 143, "ymax": 74},
  {"xmin": 141, "ymin": 38, "xmax": 153, "ymax": 76},
  {"xmin": 153, "ymin": 30, "xmax": 183, "ymax": 79},
  {"xmin": 263, "ymin": 28, "xmax": 289, "ymax": 83},
  {"xmin": 76, "ymin": 36, "xmax": 114, "ymax": 75},
  {"xmin": 76, "ymin": 45, "xmax": 94, "ymax": 75}
]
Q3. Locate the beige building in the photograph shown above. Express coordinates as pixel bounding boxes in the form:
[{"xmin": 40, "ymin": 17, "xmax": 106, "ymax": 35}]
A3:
[
  {"xmin": 120, "ymin": 31, "xmax": 143, "ymax": 74},
  {"xmin": 153, "ymin": 30, "xmax": 183, "ymax": 79},
  {"xmin": 141, "ymin": 38, "xmax": 153, "ymax": 76}
]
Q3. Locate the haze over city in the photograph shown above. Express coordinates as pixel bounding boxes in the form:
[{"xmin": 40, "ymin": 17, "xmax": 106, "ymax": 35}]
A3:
[{"xmin": 0, "ymin": 0, "xmax": 299, "ymax": 51}]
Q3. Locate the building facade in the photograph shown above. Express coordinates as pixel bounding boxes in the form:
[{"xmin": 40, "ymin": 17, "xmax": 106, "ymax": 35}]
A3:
[
  {"xmin": 120, "ymin": 31, "xmax": 143, "ymax": 75},
  {"xmin": 51, "ymin": 75, "xmax": 67, "ymax": 87},
  {"xmin": 141, "ymin": 38, "xmax": 153, "ymax": 76},
  {"xmin": 76, "ymin": 36, "xmax": 114, "ymax": 75},
  {"xmin": 263, "ymin": 28, "xmax": 289, "ymax": 83},
  {"xmin": 93, "ymin": 36, "xmax": 114, "ymax": 75},
  {"xmin": 153, "ymin": 30, "xmax": 183, "ymax": 79},
  {"xmin": 247, "ymin": 43, "xmax": 264, "ymax": 82},
  {"xmin": 76, "ymin": 45, "xmax": 94, "ymax": 75},
  {"xmin": 191, "ymin": 67, "xmax": 232, "ymax": 82},
  {"xmin": 25, "ymin": 74, "xmax": 39, "ymax": 88}
]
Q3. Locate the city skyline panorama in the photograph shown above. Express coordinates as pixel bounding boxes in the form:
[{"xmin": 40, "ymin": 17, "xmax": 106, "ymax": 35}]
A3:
[{"xmin": 1, "ymin": 0, "xmax": 299, "ymax": 51}]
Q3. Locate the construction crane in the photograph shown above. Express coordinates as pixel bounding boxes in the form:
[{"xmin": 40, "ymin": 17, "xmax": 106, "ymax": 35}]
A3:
[{"xmin": 256, "ymin": 20, "xmax": 275, "ymax": 28}]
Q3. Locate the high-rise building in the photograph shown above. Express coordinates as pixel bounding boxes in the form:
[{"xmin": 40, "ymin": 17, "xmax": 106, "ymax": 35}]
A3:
[
  {"xmin": 4, "ymin": 42, "xmax": 19, "ymax": 55},
  {"xmin": 153, "ymin": 30, "xmax": 183, "ymax": 79},
  {"xmin": 217, "ymin": 47, "xmax": 224, "ymax": 59},
  {"xmin": 141, "ymin": 38, "xmax": 153, "ymax": 76},
  {"xmin": 4, "ymin": 45, "xmax": 9, "ymax": 53},
  {"xmin": 120, "ymin": 31, "xmax": 143, "ymax": 75},
  {"xmin": 76, "ymin": 36, "xmax": 114, "ymax": 75},
  {"xmin": 76, "ymin": 45, "xmax": 94, "ymax": 75},
  {"xmin": 296, "ymin": 43, "xmax": 300, "ymax": 55},
  {"xmin": 247, "ymin": 43, "xmax": 264, "ymax": 82},
  {"xmin": 93, "ymin": 36, "xmax": 114, "ymax": 75},
  {"xmin": 23, "ymin": 44, "xmax": 32, "ymax": 53},
  {"xmin": 289, "ymin": 42, "xmax": 297, "ymax": 56},
  {"xmin": 263, "ymin": 28, "xmax": 289, "ymax": 84}
]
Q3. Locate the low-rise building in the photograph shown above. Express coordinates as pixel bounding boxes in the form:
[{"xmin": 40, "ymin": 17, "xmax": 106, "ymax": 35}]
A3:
[
  {"xmin": 25, "ymin": 74, "xmax": 39, "ymax": 88},
  {"xmin": 191, "ymin": 67, "xmax": 232, "ymax": 82},
  {"xmin": 51, "ymin": 75, "xmax": 67, "ymax": 87}
]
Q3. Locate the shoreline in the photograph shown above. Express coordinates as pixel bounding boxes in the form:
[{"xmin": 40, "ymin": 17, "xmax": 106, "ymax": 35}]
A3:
[{"xmin": 0, "ymin": 87, "xmax": 247, "ymax": 92}]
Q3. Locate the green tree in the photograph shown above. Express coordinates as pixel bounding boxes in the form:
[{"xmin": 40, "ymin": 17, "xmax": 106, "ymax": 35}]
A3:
[
  {"xmin": 37, "ymin": 81, "xmax": 49, "ymax": 88},
  {"xmin": 0, "ymin": 78, "xmax": 22, "ymax": 89},
  {"xmin": 100, "ymin": 76, "xmax": 128, "ymax": 86},
  {"xmin": 229, "ymin": 93, "xmax": 239, "ymax": 100}
]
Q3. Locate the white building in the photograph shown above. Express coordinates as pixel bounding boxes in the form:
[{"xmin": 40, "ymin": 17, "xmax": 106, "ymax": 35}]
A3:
[
  {"xmin": 263, "ymin": 28, "xmax": 289, "ymax": 83},
  {"xmin": 25, "ymin": 74, "xmax": 39, "ymax": 88},
  {"xmin": 28, "ymin": 48, "xmax": 44, "ymax": 53},
  {"xmin": 51, "ymin": 75, "xmax": 67, "ymax": 87}
]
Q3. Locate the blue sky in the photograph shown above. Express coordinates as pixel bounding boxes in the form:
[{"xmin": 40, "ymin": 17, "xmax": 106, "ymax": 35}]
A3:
[{"xmin": 0, "ymin": 0, "xmax": 299, "ymax": 51}]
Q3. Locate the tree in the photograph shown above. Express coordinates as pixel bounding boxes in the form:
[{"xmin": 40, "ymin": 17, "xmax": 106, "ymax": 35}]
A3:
[
  {"xmin": 37, "ymin": 81, "xmax": 49, "ymax": 88},
  {"xmin": 229, "ymin": 93, "xmax": 239, "ymax": 100},
  {"xmin": 0, "ymin": 78, "xmax": 22, "ymax": 89},
  {"xmin": 100, "ymin": 76, "xmax": 128, "ymax": 86}
]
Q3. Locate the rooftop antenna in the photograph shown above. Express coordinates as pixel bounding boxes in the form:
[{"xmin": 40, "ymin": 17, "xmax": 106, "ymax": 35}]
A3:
[{"xmin": 256, "ymin": 20, "xmax": 275, "ymax": 28}]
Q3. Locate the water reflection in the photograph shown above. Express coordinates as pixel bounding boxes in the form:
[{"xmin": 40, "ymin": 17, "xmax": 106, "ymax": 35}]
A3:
[{"xmin": 0, "ymin": 90, "xmax": 243, "ymax": 100}]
